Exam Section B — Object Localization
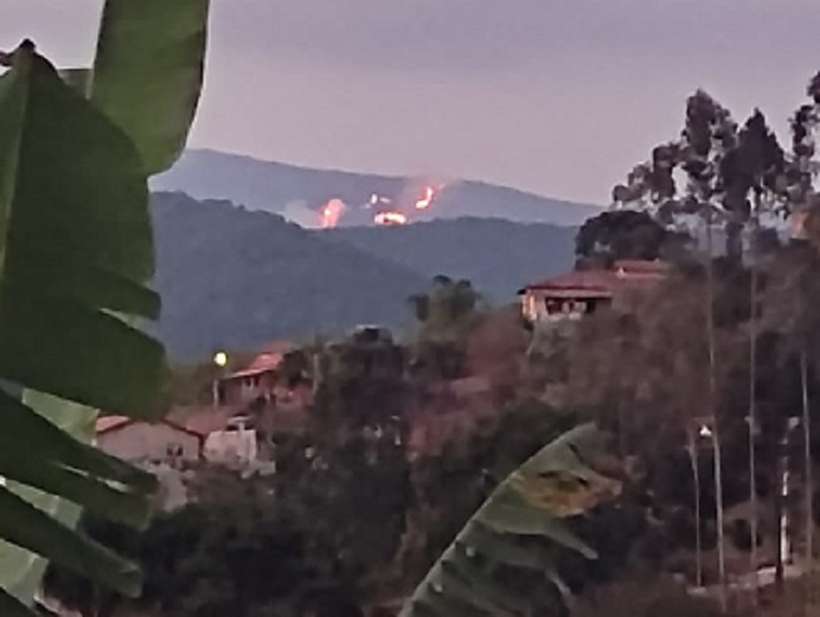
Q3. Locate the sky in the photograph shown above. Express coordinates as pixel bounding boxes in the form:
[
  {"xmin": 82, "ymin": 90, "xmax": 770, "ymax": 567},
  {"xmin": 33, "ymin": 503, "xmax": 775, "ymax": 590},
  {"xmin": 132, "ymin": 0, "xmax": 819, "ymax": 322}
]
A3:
[{"xmin": 4, "ymin": 1, "xmax": 819, "ymax": 205}]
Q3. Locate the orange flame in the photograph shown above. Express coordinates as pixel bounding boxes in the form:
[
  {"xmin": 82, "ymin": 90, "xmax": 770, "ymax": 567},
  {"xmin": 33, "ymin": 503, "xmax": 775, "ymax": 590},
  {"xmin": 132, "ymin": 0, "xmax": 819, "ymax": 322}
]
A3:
[
  {"xmin": 321, "ymin": 198, "xmax": 346, "ymax": 228},
  {"xmin": 415, "ymin": 185, "xmax": 438, "ymax": 210},
  {"xmin": 374, "ymin": 211, "xmax": 407, "ymax": 226}
]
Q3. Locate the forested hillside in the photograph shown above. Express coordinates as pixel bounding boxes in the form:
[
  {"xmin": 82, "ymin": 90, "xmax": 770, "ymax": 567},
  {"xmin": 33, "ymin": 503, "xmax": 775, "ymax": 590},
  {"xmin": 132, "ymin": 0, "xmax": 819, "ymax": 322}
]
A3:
[
  {"xmin": 323, "ymin": 217, "xmax": 575, "ymax": 301},
  {"xmin": 150, "ymin": 192, "xmax": 576, "ymax": 358},
  {"xmin": 151, "ymin": 192, "xmax": 428, "ymax": 358}
]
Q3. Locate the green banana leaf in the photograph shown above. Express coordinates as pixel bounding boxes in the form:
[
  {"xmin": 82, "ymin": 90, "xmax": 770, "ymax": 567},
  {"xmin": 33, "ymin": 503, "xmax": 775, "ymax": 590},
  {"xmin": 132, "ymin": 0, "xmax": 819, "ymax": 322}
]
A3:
[
  {"xmin": 0, "ymin": 392, "xmax": 92, "ymax": 605},
  {"xmin": 400, "ymin": 424, "xmax": 622, "ymax": 617},
  {"xmin": 56, "ymin": 67, "xmax": 92, "ymax": 97},
  {"xmin": 0, "ymin": 0, "xmax": 209, "ymax": 608},
  {"xmin": 0, "ymin": 43, "xmax": 164, "ymax": 416},
  {"xmin": 0, "ymin": 43, "xmax": 160, "ymax": 610},
  {"xmin": 91, "ymin": 0, "xmax": 210, "ymax": 175}
]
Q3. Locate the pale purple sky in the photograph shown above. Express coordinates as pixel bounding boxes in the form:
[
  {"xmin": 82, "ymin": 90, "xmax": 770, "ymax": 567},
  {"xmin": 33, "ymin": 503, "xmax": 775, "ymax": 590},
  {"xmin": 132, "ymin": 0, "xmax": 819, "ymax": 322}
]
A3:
[{"xmin": 5, "ymin": 1, "xmax": 819, "ymax": 204}]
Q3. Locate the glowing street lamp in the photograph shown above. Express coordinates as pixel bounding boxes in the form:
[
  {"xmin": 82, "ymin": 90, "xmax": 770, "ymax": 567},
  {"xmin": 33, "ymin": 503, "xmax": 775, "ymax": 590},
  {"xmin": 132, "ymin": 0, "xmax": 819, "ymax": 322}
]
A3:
[{"xmin": 212, "ymin": 350, "xmax": 228, "ymax": 408}]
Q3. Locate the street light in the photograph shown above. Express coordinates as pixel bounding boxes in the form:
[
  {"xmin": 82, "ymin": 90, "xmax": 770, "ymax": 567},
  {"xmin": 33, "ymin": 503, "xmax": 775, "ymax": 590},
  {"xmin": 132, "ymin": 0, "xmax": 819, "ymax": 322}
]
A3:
[{"xmin": 212, "ymin": 350, "xmax": 228, "ymax": 408}]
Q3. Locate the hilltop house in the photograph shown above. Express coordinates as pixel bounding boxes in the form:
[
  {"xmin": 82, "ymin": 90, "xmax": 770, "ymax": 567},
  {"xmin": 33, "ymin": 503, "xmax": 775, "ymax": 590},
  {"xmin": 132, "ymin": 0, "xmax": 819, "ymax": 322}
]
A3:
[
  {"xmin": 519, "ymin": 259, "xmax": 669, "ymax": 325},
  {"xmin": 215, "ymin": 342, "xmax": 313, "ymax": 435},
  {"xmin": 215, "ymin": 342, "xmax": 293, "ymax": 406},
  {"xmin": 96, "ymin": 416, "xmax": 206, "ymax": 465},
  {"xmin": 97, "ymin": 407, "xmax": 268, "ymax": 469}
]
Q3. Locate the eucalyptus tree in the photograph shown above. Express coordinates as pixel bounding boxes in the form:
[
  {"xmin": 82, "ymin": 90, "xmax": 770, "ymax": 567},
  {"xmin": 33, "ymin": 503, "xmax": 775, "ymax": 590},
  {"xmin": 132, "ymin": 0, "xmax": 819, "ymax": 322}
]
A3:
[
  {"xmin": 611, "ymin": 71, "xmax": 820, "ymax": 606},
  {"xmin": 613, "ymin": 90, "xmax": 738, "ymax": 610},
  {"xmin": 777, "ymin": 70, "xmax": 820, "ymax": 584},
  {"xmin": 719, "ymin": 109, "xmax": 785, "ymax": 595}
]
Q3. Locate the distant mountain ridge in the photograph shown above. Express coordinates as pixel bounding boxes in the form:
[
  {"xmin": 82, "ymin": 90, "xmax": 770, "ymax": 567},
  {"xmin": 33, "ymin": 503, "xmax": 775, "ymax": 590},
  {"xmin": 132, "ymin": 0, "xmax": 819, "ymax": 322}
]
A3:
[
  {"xmin": 152, "ymin": 149, "xmax": 601, "ymax": 227},
  {"xmin": 151, "ymin": 192, "xmax": 577, "ymax": 361}
]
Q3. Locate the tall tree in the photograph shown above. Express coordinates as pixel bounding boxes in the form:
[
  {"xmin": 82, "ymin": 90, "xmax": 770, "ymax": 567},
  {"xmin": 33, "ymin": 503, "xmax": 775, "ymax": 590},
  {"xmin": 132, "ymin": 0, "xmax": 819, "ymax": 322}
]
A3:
[
  {"xmin": 777, "ymin": 70, "xmax": 820, "ymax": 595},
  {"xmin": 613, "ymin": 89, "xmax": 738, "ymax": 610},
  {"xmin": 720, "ymin": 108, "xmax": 785, "ymax": 596},
  {"xmin": 681, "ymin": 93, "xmax": 737, "ymax": 611}
]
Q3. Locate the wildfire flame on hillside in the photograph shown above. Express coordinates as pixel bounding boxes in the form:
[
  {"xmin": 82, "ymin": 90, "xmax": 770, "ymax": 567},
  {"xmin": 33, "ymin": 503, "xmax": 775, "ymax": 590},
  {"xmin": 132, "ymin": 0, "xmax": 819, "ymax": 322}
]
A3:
[
  {"xmin": 374, "ymin": 211, "xmax": 407, "ymax": 226},
  {"xmin": 318, "ymin": 182, "xmax": 447, "ymax": 228},
  {"xmin": 415, "ymin": 185, "xmax": 438, "ymax": 210},
  {"xmin": 371, "ymin": 183, "xmax": 445, "ymax": 225},
  {"xmin": 321, "ymin": 198, "xmax": 346, "ymax": 228}
]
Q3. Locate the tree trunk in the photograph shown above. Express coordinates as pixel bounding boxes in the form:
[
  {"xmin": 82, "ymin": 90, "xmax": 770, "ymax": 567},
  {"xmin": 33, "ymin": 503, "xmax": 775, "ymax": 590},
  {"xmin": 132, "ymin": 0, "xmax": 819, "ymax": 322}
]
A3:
[
  {"xmin": 726, "ymin": 218, "xmax": 744, "ymax": 264},
  {"xmin": 706, "ymin": 215, "xmax": 728, "ymax": 612},
  {"xmin": 802, "ymin": 350, "xmax": 813, "ymax": 600},
  {"xmin": 688, "ymin": 428, "xmax": 704, "ymax": 587},
  {"xmin": 713, "ymin": 424, "xmax": 727, "ymax": 607},
  {"xmin": 775, "ymin": 458, "xmax": 785, "ymax": 594},
  {"xmin": 775, "ymin": 420, "xmax": 789, "ymax": 595},
  {"xmin": 748, "ymin": 213, "xmax": 760, "ymax": 601}
]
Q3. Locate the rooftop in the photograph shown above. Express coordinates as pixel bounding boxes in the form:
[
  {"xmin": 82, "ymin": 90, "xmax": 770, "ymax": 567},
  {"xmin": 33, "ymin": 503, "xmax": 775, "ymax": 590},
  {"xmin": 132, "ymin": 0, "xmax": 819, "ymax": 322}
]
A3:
[
  {"xmin": 224, "ymin": 341, "xmax": 293, "ymax": 379},
  {"xmin": 95, "ymin": 414, "xmax": 208, "ymax": 438},
  {"xmin": 522, "ymin": 259, "xmax": 668, "ymax": 297}
]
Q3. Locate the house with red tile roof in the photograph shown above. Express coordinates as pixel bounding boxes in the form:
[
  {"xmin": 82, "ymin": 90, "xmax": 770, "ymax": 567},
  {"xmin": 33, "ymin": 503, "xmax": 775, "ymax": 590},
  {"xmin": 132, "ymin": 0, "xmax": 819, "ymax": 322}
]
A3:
[
  {"xmin": 215, "ymin": 342, "xmax": 292, "ymax": 407},
  {"xmin": 213, "ymin": 342, "xmax": 313, "ymax": 436},
  {"xmin": 519, "ymin": 259, "xmax": 668, "ymax": 325},
  {"xmin": 97, "ymin": 405, "xmax": 267, "ymax": 468},
  {"xmin": 95, "ymin": 415, "xmax": 206, "ymax": 464}
]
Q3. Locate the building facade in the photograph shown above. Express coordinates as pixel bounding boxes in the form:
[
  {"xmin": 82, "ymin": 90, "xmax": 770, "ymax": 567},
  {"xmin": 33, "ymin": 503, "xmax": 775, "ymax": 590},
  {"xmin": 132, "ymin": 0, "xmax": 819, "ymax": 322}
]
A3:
[
  {"xmin": 519, "ymin": 259, "xmax": 668, "ymax": 325},
  {"xmin": 96, "ymin": 417, "xmax": 204, "ymax": 465}
]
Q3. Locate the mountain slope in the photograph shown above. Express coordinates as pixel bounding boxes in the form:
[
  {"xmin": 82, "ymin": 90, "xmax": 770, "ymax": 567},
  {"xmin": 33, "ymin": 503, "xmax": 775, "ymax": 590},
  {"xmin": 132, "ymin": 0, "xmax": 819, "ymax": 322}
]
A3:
[
  {"xmin": 322, "ymin": 218, "xmax": 575, "ymax": 301},
  {"xmin": 151, "ymin": 193, "xmax": 578, "ymax": 361},
  {"xmin": 152, "ymin": 149, "xmax": 601, "ymax": 227},
  {"xmin": 152, "ymin": 192, "xmax": 428, "ymax": 359}
]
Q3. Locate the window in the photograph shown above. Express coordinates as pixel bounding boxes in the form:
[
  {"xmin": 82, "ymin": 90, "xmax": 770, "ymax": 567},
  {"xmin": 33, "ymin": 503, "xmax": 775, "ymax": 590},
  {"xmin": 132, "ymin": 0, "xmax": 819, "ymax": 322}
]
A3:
[{"xmin": 166, "ymin": 442, "xmax": 184, "ymax": 458}]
